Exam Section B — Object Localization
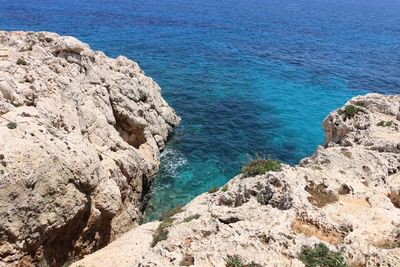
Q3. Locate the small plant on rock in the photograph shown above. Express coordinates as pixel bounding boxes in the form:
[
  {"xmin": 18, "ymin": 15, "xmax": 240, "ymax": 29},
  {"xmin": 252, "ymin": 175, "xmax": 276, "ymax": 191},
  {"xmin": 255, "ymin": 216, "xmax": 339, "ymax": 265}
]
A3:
[
  {"xmin": 6, "ymin": 122, "xmax": 17, "ymax": 129},
  {"xmin": 221, "ymin": 185, "xmax": 228, "ymax": 192},
  {"xmin": 373, "ymin": 239, "xmax": 400, "ymax": 249},
  {"xmin": 151, "ymin": 225, "xmax": 169, "ymax": 247},
  {"xmin": 256, "ymin": 195, "xmax": 264, "ymax": 204},
  {"xmin": 226, "ymin": 255, "xmax": 244, "ymax": 267},
  {"xmin": 299, "ymin": 243, "xmax": 348, "ymax": 267},
  {"xmin": 242, "ymin": 155, "xmax": 281, "ymax": 177},
  {"xmin": 338, "ymin": 105, "xmax": 358, "ymax": 120},
  {"xmin": 208, "ymin": 186, "xmax": 219, "ymax": 193},
  {"xmin": 151, "ymin": 205, "xmax": 183, "ymax": 247},
  {"xmin": 377, "ymin": 120, "xmax": 393, "ymax": 127},
  {"xmin": 183, "ymin": 214, "xmax": 200, "ymax": 223},
  {"xmin": 16, "ymin": 58, "xmax": 27, "ymax": 65},
  {"xmin": 159, "ymin": 205, "xmax": 182, "ymax": 221}
]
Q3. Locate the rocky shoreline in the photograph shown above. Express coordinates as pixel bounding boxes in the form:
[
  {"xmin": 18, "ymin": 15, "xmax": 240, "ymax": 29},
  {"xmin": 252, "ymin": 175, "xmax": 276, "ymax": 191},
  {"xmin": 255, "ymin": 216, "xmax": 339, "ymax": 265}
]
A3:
[
  {"xmin": 1, "ymin": 31, "xmax": 400, "ymax": 267},
  {"xmin": 0, "ymin": 31, "xmax": 179, "ymax": 266},
  {"xmin": 73, "ymin": 93, "xmax": 400, "ymax": 266}
]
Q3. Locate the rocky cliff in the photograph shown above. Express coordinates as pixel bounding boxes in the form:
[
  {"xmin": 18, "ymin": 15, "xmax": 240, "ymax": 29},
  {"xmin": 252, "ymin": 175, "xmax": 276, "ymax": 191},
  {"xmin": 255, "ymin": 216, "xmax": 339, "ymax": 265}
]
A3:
[
  {"xmin": 0, "ymin": 31, "xmax": 179, "ymax": 266},
  {"xmin": 73, "ymin": 93, "xmax": 400, "ymax": 267}
]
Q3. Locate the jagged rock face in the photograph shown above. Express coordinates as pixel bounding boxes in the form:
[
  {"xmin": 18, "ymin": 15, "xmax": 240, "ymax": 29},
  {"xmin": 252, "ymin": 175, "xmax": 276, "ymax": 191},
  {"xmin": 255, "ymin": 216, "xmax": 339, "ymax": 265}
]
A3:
[
  {"xmin": 0, "ymin": 31, "xmax": 179, "ymax": 266},
  {"xmin": 73, "ymin": 93, "xmax": 400, "ymax": 267}
]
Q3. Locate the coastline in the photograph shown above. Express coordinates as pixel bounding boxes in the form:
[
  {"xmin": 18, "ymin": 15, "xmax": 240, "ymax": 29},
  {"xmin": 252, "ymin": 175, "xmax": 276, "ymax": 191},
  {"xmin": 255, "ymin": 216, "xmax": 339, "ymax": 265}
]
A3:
[{"xmin": 73, "ymin": 93, "xmax": 400, "ymax": 266}]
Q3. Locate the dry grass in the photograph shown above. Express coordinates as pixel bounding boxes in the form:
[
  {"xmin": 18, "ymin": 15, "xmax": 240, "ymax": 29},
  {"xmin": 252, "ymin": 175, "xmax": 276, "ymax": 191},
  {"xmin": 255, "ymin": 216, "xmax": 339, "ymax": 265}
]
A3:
[
  {"xmin": 291, "ymin": 218, "xmax": 344, "ymax": 245},
  {"xmin": 306, "ymin": 183, "xmax": 338, "ymax": 208},
  {"xmin": 373, "ymin": 240, "xmax": 400, "ymax": 250},
  {"xmin": 179, "ymin": 254, "xmax": 194, "ymax": 266},
  {"xmin": 388, "ymin": 191, "xmax": 400, "ymax": 209}
]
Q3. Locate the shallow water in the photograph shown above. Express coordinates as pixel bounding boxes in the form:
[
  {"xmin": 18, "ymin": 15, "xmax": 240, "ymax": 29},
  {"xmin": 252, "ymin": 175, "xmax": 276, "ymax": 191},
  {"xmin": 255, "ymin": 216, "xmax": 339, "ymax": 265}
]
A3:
[{"xmin": 1, "ymin": 0, "xmax": 399, "ymax": 220}]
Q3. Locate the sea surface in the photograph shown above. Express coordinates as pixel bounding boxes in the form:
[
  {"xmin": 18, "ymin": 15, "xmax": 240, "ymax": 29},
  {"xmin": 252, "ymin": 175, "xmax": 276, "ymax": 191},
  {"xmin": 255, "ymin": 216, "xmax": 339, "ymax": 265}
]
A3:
[{"xmin": 1, "ymin": 0, "xmax": 399, "ymax": 220}]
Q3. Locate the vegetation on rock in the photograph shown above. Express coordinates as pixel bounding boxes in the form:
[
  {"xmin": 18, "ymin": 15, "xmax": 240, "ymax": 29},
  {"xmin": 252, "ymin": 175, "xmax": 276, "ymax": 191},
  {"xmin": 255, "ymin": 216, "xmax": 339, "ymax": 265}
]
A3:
[
  {"xmin": 225, "ymin": 255, "xmax": 261, "ymax": 267},
  {"xmin": 6, "ymin": 122, "xmax": 17, "ymax": 129},
  {"xmin": 338, "ymin": 105, "xmax": 358, "ymax": 120},
  {"xmin": 208, "ymin": 186, "xmax": 219, "ymax": 193},
  {"xmin": 299, "ymin": 243, "xmax": 348, "ymax": 267},
  {"xmin": 226, "ymin": 255, "xmax": 244, "ymax": 267},
  {"xmin": 183, "ymin": 214, "xmax": 200, "ymax": 223},
  {"xmin": 152, "ymin": 205, "xmax": 183, "ymax": 247},
  {"xmin": 242, "ymin": 156, "xmax": 281, "ymax": 177},
  {"xmin": 377, "ymin": 120, "xmax": 393, "ymax": 127},
  {"xmin": 16, "ymin": 58, "xmax": 27, "ymax": 65},
  {"xmin": 305, "ymin": 183, "xmax": 338, "ymax": 208},
  {"xmin": 151, "ymin": 225, "xmax": 169, "ymax": 247},
  {"xmin": 159, "ymin": 205, "xmax": 182, "ymax": 221},
  {"xmin": 373, "ymin": 239, "xmax": 400, "ymax": 250}
]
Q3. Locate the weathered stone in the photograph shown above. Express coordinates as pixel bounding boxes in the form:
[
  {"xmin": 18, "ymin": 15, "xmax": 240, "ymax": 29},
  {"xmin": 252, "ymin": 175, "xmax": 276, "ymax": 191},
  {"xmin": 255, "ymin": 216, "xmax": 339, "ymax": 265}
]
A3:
[{"xmin": 0, "ymin": 31, "xmax": 179, "ymax": 266}]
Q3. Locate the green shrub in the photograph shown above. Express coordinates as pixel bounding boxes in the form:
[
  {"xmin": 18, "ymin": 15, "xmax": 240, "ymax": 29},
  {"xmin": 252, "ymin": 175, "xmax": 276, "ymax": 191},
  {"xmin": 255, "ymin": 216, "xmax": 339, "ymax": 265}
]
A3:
[
  {"xmin": 338, "ymin": 105, "xmax": 358, "ymax": 120},
  {"xmin": 152, "ymin": 205, "xmax": 183, "ymax": 247},
  {"xmin": 151, "ymin": 217, "xmax": 175, "ymax": 247},
  {"xmin": 208, "ymin": 186, "xmax": 219, "ymax": 193},
  {"xmin": 16, "ymin": 58, "xmax": 27, "ymax": 65},
  {"xmin": 226, "ymin": 255, "xmax": 244, "ymax": 267},
  {"xmin": 6, "ymin": 122, "xmax": 17, "ymax": 129},
  {"xmin": 256, "ymin": 195, "xmax": 264, "ymax": 204},
  {"xmin": 151, "ymin": 227, "xmax": 169, "ymax": 247},
  {"xmin": 377, "ymin": 120, "xmax": 393, "ymax": 127},
  {"xmin": 183, "ymin": 214, "xmax": 200, "ymax": 223},
  {"xmin": 242, "ymin": 158, "xmax": 281, "ymax": 177},
  {"xmin": 159, "ymin": 217, "xmax": 175, "ymax": 229},
  {"xmin": 221, "ymin": 185, "xmax": 228, "ymax": 192},
  {"xmin": 299, "ymin": 243, "xmax": 348, "ymax": 267}
]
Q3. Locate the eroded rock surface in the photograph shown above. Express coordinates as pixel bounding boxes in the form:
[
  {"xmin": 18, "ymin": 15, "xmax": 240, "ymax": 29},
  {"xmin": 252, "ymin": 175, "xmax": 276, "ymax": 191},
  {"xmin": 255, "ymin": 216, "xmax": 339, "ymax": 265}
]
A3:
[
  {"xmin": 73, "ymin": 94, "xmax": 400, "ymax": 267},
  {"xmin": 0, "ymin": 31, "xmax": 179, "ymax": 266}
]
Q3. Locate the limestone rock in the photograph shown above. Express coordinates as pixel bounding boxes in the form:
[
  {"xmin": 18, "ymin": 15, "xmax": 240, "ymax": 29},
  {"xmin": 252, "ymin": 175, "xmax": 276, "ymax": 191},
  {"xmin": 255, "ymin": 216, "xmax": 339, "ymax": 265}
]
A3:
[
  {"xmin": 73, "ymin": 93, "xmax": 400, "ymax": 267},
  {"xmin": 0, "ymin": 31, "xmax": 179, "ymax": 266}
]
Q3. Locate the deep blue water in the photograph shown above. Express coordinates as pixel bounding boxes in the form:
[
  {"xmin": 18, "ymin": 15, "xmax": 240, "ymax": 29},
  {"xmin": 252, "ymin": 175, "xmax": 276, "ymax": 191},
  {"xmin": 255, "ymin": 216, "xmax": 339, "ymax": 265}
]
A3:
[{"xmin": 1, "ymin": 0, "xmax": 399, "ymax": 220}]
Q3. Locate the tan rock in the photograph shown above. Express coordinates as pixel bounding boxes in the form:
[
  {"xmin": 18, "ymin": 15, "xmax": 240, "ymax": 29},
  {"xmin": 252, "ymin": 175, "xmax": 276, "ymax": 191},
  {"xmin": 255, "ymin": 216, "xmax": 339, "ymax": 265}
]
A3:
[{"xmin": 0, "ymin": 31, "xmax": 179, "ymax": 266}]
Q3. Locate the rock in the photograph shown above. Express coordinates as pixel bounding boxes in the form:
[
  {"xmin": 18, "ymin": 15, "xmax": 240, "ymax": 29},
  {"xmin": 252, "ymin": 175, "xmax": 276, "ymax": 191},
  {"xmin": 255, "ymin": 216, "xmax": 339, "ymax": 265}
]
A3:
[
  {"xmin": 73, "ymin": 93, "xmax": 400, "ymax": 267},
  {"xmin": 0, "ymin": 31, "xmax": 179, "ymax": 266}
]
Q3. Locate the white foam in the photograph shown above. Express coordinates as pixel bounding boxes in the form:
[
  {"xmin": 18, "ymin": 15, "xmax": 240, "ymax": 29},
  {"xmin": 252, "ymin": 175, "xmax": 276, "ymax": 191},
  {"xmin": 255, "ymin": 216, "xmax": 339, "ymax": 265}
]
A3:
[{"xmin": 160, "ymin": 148, "xmax": 188, "ymax": 177}]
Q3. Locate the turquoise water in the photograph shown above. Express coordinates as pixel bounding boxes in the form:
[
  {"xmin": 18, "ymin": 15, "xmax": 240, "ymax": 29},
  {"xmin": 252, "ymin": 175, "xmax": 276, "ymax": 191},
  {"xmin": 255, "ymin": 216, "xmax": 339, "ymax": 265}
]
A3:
[{"xmin": 1, "ymin": 0, "xmax": 399, "ymax": 220}]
